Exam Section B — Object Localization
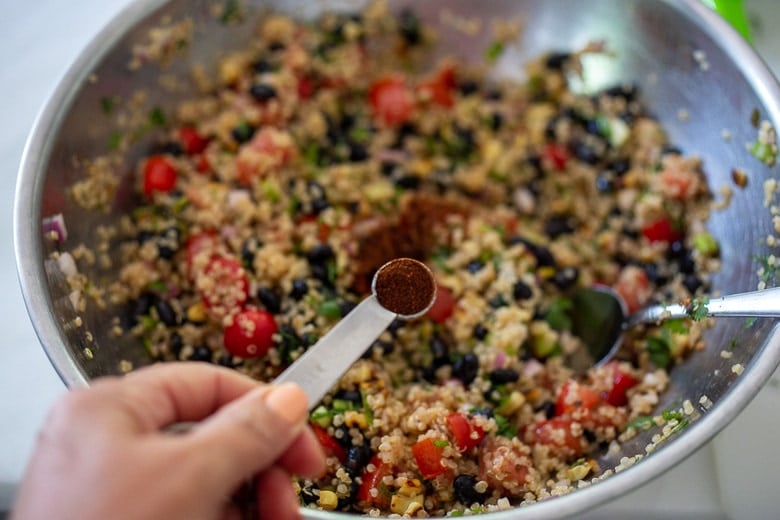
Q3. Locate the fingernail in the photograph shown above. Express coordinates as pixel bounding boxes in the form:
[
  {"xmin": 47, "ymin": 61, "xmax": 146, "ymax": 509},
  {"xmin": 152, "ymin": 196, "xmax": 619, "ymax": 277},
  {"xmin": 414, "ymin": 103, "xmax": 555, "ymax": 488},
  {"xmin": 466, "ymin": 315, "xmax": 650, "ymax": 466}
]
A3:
[{"xmin": 265, "ymin": 382, "xmax": 308, "ymax": 424}]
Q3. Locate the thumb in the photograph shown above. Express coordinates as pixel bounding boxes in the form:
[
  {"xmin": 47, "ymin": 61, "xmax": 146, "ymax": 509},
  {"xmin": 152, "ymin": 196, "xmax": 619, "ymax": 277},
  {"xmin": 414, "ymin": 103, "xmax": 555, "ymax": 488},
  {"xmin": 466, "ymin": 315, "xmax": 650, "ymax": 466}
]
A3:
[{"xmin": 183, "ymin": 382, "xmax": 308, "ymax": 495}]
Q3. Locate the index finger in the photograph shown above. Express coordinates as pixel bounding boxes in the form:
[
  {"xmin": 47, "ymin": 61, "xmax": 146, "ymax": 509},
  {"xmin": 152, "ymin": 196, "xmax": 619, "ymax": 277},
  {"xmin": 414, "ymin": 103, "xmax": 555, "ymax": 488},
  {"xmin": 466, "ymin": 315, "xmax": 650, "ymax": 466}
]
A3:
[{"xmin": 91, "ymin": 362, "xmax": 262, "ymax": 433}]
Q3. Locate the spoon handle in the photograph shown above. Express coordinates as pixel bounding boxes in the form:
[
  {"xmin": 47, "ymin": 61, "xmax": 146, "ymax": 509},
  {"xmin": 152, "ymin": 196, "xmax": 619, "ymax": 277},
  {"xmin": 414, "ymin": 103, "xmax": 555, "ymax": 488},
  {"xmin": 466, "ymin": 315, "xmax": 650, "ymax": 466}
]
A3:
[
  {"xmin": 706, "ymin": 286, "xmax": 780, "ymax": 317},
  {"xmin": 274, "ymin": 294, "xmax": 396, "ymax": 410},
  {"xmin": 626, "ymin": 287, "xmax": 780, "ymax": 329}
]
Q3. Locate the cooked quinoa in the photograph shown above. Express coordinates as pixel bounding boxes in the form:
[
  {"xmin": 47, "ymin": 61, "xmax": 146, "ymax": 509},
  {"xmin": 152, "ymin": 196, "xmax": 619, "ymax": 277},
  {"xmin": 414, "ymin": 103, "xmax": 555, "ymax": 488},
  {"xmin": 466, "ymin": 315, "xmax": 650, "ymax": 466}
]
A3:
[{"xmin": 57, "ymin": 4, "xmax": 724, "ymax": 517}]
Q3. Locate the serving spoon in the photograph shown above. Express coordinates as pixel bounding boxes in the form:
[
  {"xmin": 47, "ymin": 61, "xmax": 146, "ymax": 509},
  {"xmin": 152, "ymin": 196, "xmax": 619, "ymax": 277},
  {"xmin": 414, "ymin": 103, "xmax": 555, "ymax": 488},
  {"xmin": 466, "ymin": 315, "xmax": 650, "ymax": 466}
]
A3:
[
  {"xmin": 570, "ymin": 285, "xmax": 780, "ymax": 373},
  {"xmin": 274, "ymin": 258, "xmax": 436, "ymax": 410}
]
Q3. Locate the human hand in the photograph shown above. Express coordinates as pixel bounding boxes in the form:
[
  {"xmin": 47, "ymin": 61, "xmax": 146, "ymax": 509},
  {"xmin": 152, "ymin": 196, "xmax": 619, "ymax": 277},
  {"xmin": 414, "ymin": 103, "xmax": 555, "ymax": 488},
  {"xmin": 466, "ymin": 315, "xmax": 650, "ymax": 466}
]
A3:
[{"xmin": 12, "ymin": 362, "xmax": 325, "ymax": 520}]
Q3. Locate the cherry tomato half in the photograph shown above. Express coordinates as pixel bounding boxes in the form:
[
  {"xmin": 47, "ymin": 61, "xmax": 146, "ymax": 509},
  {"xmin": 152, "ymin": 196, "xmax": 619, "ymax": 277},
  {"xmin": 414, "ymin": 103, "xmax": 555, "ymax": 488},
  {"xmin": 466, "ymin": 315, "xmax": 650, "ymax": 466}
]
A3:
[
  {"xmin": 446, "ymin": 412, "xmax": 484, "ymax": 451},
  {"xmin": 200, "ymin": 255, "xmax": 249, "ymax": 313},
  {"xmin": 368, "ymin": 76, "xmax": 414, "ymax": 126},
  {"xmin": 178, "ymin": 126, "xmax": 210, "ymax": 154},
  {"xmin": 310, "ymin": 424, "xmax": 346, "ymax": 462},
  {"xmin": 357, "ymin": 455, "xmax": 392, "ymax": 507},
  {"xmin": 143, "ymin": 156, "xmax": 177, "ymax": 196},
  {"xmin": 426, "ymin": 283, "xmax": 456, "ymax": 324},
  {"xmin": 223, "ymin": 308, "xmax": 277, "ymax": 358},
  {"xmin": 412, "ymin": 438, "xmax": 447, "ymax": 479},
  {"xmin": 555, "ymin": 380, "xmax": 601, "ymax": 416}
]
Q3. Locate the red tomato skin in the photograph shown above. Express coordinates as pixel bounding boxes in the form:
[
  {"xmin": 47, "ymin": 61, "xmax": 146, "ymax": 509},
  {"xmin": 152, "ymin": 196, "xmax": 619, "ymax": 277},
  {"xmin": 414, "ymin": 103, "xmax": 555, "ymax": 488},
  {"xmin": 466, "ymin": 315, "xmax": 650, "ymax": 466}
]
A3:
[
  {"xmin": 418, "ymin": 66, "xmax": 457, "ymax": 108},
  {"xmin": 297, "ymin": 76, "xmax": 315, "ymax": 99},
  {"xmin": 143, "ymin": 156, "xmax": 177, "ymax": 196},
  {"xmin": 412, "ymin": 438, "xmax": 447, "ymax": 479},
  {"xmin": 426, "ymin": 283, "xmax": 456, "ymax": 324},
  {"xmin": 368, "ymin": 76, "xmax": 414, "ymax": 126},
  {"xmin": 446, "ymin": 413, "xmax": 484, "ymax": 451},
  {"xmin": 642, "ymin": 217, "xmax": 682, "ymax": 243},
  {"xmin": 178, "ymin": 126, "xmax": 209, "ymax": 154},
  {"xmin": 310, "ymin": 424, "xmax": 346, "ymax": 462},
  {"xmin": 555, "ymin": 380, "xmax": 601, "ymax": 416},
  {"xmin": 200, "ymin": 256, "xmax": 249, "ymax": 311},
  {"xmin": 613, "ymin": 265, "xmax": 651, "ymax": 314},
  {"xmin": 357, "ymin": 455, "xmax": 392, "ymax": 507},
  {"xmin": 604, "ymin": 364, "xmax": 639, "ymax": 407},
  {"xmin": 223, "ymin": 308, "xmax": 277, "ymax": 358},
  {"xmin": 529, "ymin": 418, "xmax": 585, "ymax": 457},
  {"xmin": 542, "ymin": 143, "xmax": 570, "ymax": 171}
]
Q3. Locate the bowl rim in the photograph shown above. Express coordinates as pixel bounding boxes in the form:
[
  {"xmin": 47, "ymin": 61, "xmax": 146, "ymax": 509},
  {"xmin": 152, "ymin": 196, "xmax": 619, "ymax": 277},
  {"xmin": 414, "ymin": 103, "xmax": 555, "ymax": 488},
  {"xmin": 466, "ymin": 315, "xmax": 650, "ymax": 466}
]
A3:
[{"xmin": 13, "ymin": 0, "xmax": 780, "ymax": 518}]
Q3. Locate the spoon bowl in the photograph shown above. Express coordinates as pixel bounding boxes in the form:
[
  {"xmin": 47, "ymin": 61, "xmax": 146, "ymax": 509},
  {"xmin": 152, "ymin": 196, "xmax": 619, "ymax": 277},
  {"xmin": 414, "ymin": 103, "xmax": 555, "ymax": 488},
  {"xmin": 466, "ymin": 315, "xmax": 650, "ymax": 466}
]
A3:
[{"xmin": 571, "ymin": 286, "xmax": 780, "ymax": 372}]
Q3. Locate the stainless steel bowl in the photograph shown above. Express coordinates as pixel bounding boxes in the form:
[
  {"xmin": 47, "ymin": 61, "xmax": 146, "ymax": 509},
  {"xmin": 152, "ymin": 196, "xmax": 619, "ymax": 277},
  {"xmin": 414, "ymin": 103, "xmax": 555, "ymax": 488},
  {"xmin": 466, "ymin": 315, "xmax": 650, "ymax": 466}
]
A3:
[{"xmin": 14, "ymin": 1, "xmax": 780, "ymax": 518}]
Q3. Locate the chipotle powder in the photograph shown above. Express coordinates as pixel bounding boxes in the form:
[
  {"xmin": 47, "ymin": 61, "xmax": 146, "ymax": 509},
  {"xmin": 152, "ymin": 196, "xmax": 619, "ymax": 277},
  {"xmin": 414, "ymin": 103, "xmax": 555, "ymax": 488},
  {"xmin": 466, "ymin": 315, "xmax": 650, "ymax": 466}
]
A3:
[{"xmin": 373, "ymin": 258, "xmax": 436, "ymax": 316}]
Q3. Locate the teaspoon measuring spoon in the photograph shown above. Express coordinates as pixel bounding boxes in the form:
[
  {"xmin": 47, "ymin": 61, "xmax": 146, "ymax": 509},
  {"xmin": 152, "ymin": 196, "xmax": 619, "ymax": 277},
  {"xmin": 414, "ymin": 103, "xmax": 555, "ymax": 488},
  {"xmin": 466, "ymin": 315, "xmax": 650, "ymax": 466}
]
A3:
[{"xmin": 274, "ymin": 258, "xmax": 436, "ymax": 410}]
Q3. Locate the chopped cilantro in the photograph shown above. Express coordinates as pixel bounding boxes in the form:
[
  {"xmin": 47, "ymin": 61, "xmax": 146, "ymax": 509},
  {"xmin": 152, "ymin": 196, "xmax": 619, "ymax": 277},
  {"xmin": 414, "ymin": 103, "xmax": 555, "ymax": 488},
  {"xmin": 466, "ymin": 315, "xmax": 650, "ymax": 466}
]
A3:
[
  {"xmin": 671, "ymin": 418, "xmax": 690, "ymax": 434},
  {"xmin": 754, "ymin": 254, "xmax": 780, "ymax": 285},
  {"xmin": 662, "ymin": 319, "xmax": 689, "ymax": 335},
  {"xmin": 688, "ymin": 297, "xmax": 709, "ymax": 321},
  {"xmin": 661, "ymin": 408, "xmax": 684, "ymax": 423},
  {"xmin": 750, "ymin": 108, "xmax": 761, "ymax": 128},
  {"xmin": 544, "ymin": 297, "xmax": 573, "ymax": 331},
  {"xmin": 431, "ymin": 245, "xmax": 454, "ymax": 274},
  {"xmin": 485, "ymin": 40, "xmax": 505, "ymax": 63},
  {"xmin": 100, "ymin": 96, "xmax": 119, "ymax": 115},
  {"xmin": 139, "ymin": 315, "xmax": 158, "ymax": 331},
  {"xmin": 646, "ymin": 335, "xmax": 671, "ymax": 368},
  {"xmin": 220, "ymin": 0, "xmax": 244, "ymax": 24},
  {"xmin": 494, "ymin": 413, "xmax": 517, "ymax": 438},
  {"xmin": 749, "ymin": 140, "xmax": 777, "ymax": 166},
  {"xmin": 744, "ymin": 316, "xmax": 758, "ymax": 329},
  {"xmin": 433, "ymin": 439, "xmax": 450, "ymax": 448},
  {"xmin": 148, "ymin": 106, "xmax": 167, "ymax": 128},
  {"xmin": 260, "ymin": 179, "xmax": 281, "ymax": 203},
  {"xmin": 108, "ymin": 131, "xmax": 123, "ymax": 150},
  {"xmin": 729, "ymin": 338, "xmax": 738, "ymax": 351},
  {"xmin": 360, "ymin": 389, "xmax": 374, "ymax": 424},
  {"xmin": 146, "ymin": 280, "xmax": 168, "ymax": 293},
  {"xmin": 326, "ymin": 259, "xmax": 339, "ymax": 284},
  {"xmin": 349, "ymin": 126, "xmax": 371, "ymax": 143},
  {"xmin": 626, "ymin": 415, "xmax": 655, "ymax": 431}
]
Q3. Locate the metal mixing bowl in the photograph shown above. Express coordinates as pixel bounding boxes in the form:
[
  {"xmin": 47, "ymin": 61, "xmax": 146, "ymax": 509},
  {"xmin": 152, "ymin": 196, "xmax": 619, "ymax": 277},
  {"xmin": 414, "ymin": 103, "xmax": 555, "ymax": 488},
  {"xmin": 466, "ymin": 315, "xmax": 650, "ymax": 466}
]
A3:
[{"xmin": 14, "ymin": 0, "xmax": 780, "ymax": 518}]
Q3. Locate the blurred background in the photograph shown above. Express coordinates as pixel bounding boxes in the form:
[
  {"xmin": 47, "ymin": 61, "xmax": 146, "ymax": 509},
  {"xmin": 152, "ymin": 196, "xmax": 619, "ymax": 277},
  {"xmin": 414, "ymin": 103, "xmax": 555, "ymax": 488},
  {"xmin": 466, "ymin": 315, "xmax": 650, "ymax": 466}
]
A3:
[{"xmin": 1, "ymin": 1, "xmax": 778, "ymax": 517}]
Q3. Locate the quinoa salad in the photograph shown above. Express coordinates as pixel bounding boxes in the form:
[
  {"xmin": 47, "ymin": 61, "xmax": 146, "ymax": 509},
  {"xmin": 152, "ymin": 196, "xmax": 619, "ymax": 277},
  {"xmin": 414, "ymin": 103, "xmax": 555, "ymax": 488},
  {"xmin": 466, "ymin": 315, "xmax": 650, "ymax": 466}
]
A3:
[{"xmin": 55, "ymin": 3, "xmax": 725, "ymax": 517}]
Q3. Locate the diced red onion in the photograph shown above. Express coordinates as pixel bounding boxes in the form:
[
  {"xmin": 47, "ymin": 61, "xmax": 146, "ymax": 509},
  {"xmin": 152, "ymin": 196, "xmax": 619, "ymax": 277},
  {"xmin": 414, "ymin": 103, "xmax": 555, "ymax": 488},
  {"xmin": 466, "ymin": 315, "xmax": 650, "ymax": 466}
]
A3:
[{"xmin": 42, "ymin": 213, "xmax": 67, "ymax": 243}]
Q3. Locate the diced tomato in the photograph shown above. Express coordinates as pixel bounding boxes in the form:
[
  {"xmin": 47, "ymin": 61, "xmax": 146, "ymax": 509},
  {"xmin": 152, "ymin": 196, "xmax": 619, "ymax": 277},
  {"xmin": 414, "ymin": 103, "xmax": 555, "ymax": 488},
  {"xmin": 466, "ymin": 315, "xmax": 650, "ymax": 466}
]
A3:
[
  {"xmin": 368, "ymin": 75, "xmax": 414, "ymax": 126},
  {"xmin": 542, "ymin": 142, "xmax": 570, "ymax": 171},
  {"xmin": 426, "ymin": 283, "xmax": 456, "ymax": 324},
  {"xmin": 310, "ymin": 424, "xmax": 346, "ymax": 463},
  {"xmin": 418, "ymin": 65, "xmax": 457, "ymax": 108},
  {"xmin": 142, "ymin": 156, "xmax": 177, "ymax": 196},
  {"xmin": 528, "ymin": 418, "xmax": 586, "ymax": 457},
  {"xmin": 613, "ymin": 265, "xmax": 652, "ymax": 314},
  {"xmin": 604, "ymin": 363, "xmax": 639, "ymax": 407},
  {"xmin": 642, "ymin": 216, "xmax": 682, "ymax": 243},
  {"xmin": 297, "ymin": 76, "xmax": 315, "ymax": 99},
  {"xmin": 555, "ymin": 380, "xmax": 601, "ymax": 416},
  {"xmin": 446, "ymin": 413, "xmax": 485, "ymax": 452},
  {"xmin": 357, "ymin": 455, "xmax": 392, "ymax": 508},
  {"xmin": 199, "ymin": 255, "xmax": 249, "ymax": 313},
  {"xmin": 478, "ymin": 439, "xmax": 530, "ymax": 495},
  {"xmin": 195, "ymin": 154, "xmax": 211, "ymax": 174},
  {"xmin": 185, "ymin": 231, "xmax": 219, "ymax": 276},
  {"xmin": 236, "ymin": 127, "xmax": 296, "ymax": 185},
  {"xmin": 178, "ymin": 126, "xmax": 209, "ymax": 154},
  {"xmin": 222, "ymin": 308, "xmax": 277, "ymax": 358},
  {"xmin": 412, "ymin": 438, "xmax": 447, "ymax": 479},
  {"xmin": 659, "ymin": 164, "xmax": 699, "ymax": 200}
]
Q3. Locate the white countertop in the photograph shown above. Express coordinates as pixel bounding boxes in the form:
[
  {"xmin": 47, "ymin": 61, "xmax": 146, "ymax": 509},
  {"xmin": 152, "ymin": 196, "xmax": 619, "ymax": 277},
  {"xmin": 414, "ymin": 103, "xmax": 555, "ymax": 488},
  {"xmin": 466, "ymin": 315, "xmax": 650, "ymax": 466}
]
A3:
[{"xmin": 1, "ymin": 1, "xmax": 779, "ymax": 517}]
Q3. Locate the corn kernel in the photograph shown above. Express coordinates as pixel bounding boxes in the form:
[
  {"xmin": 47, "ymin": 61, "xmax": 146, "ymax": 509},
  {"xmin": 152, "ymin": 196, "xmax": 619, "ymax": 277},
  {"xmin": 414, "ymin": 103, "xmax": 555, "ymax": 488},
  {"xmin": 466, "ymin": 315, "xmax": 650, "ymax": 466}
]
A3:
[
  {"xmin": 398, "ymin": 478, "xmax": 423, "ymax": 497},
  {"xmin": 187, "ymin": 302, "xmax": 208, "ymax": 323},
  {"xmin": 344, "ymin": 410, "xmax": 368, "ymax": 429},
  {"xmin": 317, "ymin": 490, "xmax": 338, "ymax": 510},
  {"xmin": 497, "ymin": 390, "xmax": 526, "ymax": 416}
]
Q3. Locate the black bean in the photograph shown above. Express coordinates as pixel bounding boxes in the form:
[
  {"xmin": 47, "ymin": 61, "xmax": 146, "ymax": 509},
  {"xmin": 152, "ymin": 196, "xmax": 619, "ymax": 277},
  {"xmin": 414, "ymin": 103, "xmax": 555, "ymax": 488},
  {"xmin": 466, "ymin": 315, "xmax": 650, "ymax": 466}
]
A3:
[
  {"xmin": 544, "ymin": 216, "xmax": 575, "ymax": 238},
  {"xmin": 231, "ymin": 122, "xmax": 255, "ymax": 144},
  {"xmin": 583, "ymin": 429, "xmax": 597, "ymax": 443},
  {"xmin": 489, "ymin": 368, "xmax": 520, "ymax": 385},
  {"xmin": 536, "ymin": 400, "xmax": 556, "ymax": 419},
  {"xmin": 156, "ymin": 227, "xmax": 180, "ymax": 260},
  {"xmin": 572, "ymin": 141, "xmax": 600, "ymax": 165},
  {"xmin": 334, "ymin": 389, "xmax": 362, "ymax": 405},
  {"xmin": 466, "ymin": 260, "xmax": 484, "ymax": 273},
  {"xmin": 545, "ymin": 52, "xmax": 571, "ymax": 71},
  {"xmin": 217, "ymin": 353, "xmax": 240, "ymax": 368},
  {"xmin": 380, "ymin": 161, "xmax": 396, "ymax": 176},
  {"xmin": 268, "ymin": 41, "xmax": 286, "ymax": 52},
  {"xmin": 241, "ymin": 238, "xmax": 263, "ymax": 270},
  {"xmin": 348, "ymin": 142, "xmax": 368, "ymax": 162},
  {"xmin": 333, "ymin": 424, "xmax": 353, "ymax": 448},
  {"xmin": 488, "ymin": 112, "xmax": 504, "ymax": 131},
  {"xmin": 252, "ymin": 58, "xmax": 275, "ymax": 73},
  {"xmin": 387, "ymin": 318, "xmax": 405, "ymax": 335},
  {"xmin": 169, "ymin": 332, "xmax": 183, "ymax": 357},
  {"xmin": 642, "ymin": 263, "xmax": 668, "ymax": 285},
  {"xmin": 257, "ymin": 287, "xmax": 281, "ymax": 314},
  {"xmin": 473, "ymin": 323, "xmax": 488, "ymax": 340},
  {"xmin": 430, "ymin": 335, "xmax": 449, "ymax": 367},
  {"xmin": 513, "ymin": 280, "xmax": 533, "ymax": 301},
  {"xmin": 155, "ymin": 299, "xmax": 178, "ymax": 326},
  {"xmin": 608, "ymin": 158, "xmax": 631, "ymax": 176},
  {"xmin": 452, "ymin": 353, "xmax": 479, "ymax": 386},
  {"xmin": 290, "ymin": 278, "xmax": 309, "ymax": 300},
  {"xmin": 344, "ymin": 445, "xmax": 371, "ymax": 475},
  {"xmin": 340, "ymin": 300, "xmax": 358, "ymax": 317},
  {"xmin": 157, "ymin": 141, "xmax": 184, "ymax": 156},
  {"xmin": 133, "ymin": 292, "xmax": 157, "ymax": 323},
  {"xmin": 299, "ymin": 483, "xmax": 319, "ymax": 505},
  {"xmin": 307, "ymin": 243, "xmax": 335, "ymax": 264},
  {"xmin": 552, "ymin": 266, "xmax": 579, "ymax": 290},
  {"xmin": 678, "ymin": 249, "xmax": 696, "ymax": 274},
  {"xmin": 249, "ymin": 83, "xmax": 277, "ymax": 102},
  {"xmin": 662, "ymin": 145, "xmax": 682, "ymax": 156},
  {"xmin": 595, "ymin": 175, "xmax": 613, "ymax": 193},
  {"xmin": 682, "ymin": 274, "xmax": 703, "ymax": 294},
  {"xmin": 398, "ymin": 8, "xmax": 421, "ymax": 45},
  {"xmin": 277, "ymin": 325, "xmax": 302, "ymax": 364},
  {"xmin": 189, "ymin": 345, "xmax": 212, "ymax": 362},
  {"xmin": 453, "ymin": 474, "xmax": 488, "ymax": 505},
  {"xmin": 507, "ymin": 236, "xmax": 556, "ymax": 267},
  {"xmin": 421, "ymin": 365, "xmax": 438, "ymax": 383},
  {"xmin": 457, "ymin": 80, "xmax": 479, "ymax": 96},
  {"xmin": 310, "ymin": 263, "xmax": 332, "ymax": 286},
  {"xmin": 310, "ymin": 198, "xmax": 330, "ymax": 215},
  {"xmin": 484, "ymin": 88, "xmax": 503, "ymax": 101},
  {"xmin": 395, "ymin": 175, "xmax": 421, "ymax": 190},
  {"xmin": 603, "ymin": 83, "xmax": 638, "ymax": 101}
]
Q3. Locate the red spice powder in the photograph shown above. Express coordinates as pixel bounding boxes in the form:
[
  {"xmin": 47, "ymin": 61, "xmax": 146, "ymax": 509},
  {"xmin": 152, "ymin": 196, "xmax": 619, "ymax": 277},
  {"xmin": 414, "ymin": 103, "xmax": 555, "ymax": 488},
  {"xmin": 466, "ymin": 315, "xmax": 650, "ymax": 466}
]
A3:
[{"xmin": 373, "ymin": 258, "xmax": 436, "ymax": 316}]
